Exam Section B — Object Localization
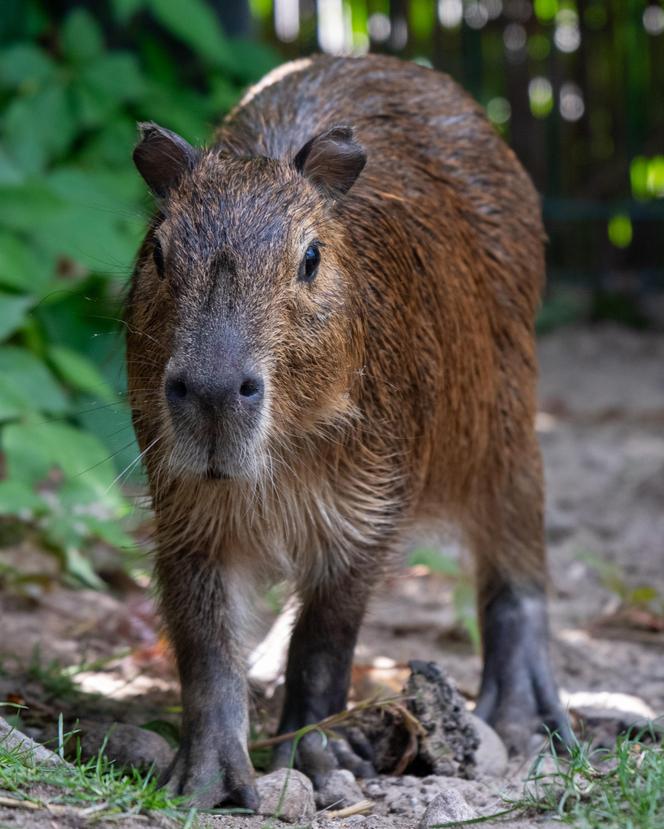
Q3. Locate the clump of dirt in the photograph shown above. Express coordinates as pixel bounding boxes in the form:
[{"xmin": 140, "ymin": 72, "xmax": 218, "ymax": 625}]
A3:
[{"xmin": 357, "ymin": 660, "xmax": 478, "ymax": 777}]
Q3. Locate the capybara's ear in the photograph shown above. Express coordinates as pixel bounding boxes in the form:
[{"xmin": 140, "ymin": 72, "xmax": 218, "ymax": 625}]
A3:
[
  {"xmin": 133, "ymin": 122, "xmax": 199, "ymax": 198},
  {"xmin": 293, "ymin": 125, "xmax": 366, "ymax": 197}
]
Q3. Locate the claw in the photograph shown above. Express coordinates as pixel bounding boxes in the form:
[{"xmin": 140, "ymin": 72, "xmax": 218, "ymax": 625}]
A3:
[
  {"xmin": 478, "ymin": 586, "xmax": 574, "ymax": 754},
  {"xmin": 272, "ymin": 727, "xmax": 376, "ymax": 787},
  {"xmin": 161, "ymin": 738, "xmax": 258, "ymax": 809}
]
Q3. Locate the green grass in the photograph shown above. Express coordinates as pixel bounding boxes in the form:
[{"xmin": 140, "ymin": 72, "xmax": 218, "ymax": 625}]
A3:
[
  {"xmin": 0, "ymin": 716, "xmax": 197, "ymax": 826},
  {"xmin": 518, "ymin": 730, "xmax": 664, "ymax": 829},
  {"xmin": 428, "ymin": 730, "xmax": 664, "ymax": 829}
]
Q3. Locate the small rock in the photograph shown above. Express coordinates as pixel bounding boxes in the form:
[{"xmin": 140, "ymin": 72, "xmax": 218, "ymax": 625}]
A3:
[
  {"xmin": 256, "ymin": 768, "xmax": 316, "ymax": 823},
  {"xmin": 573, "ymin": 707, "xmax": 661, "ymax": 746},
  {"xmin": 468, "ymin": 714, "xmax": 508, "ymax": 777},
  {"xmin": 418, "ymin": 789, "xmax": 476, "ymax": 828},
  {"xmin": 363, "ymin": 779, "xmax": 387, "ymax": 799},
  {"xmin": 315, "ymin": 768, "xmax": 365, "ymax": 809},
  {"xmin": 376, "ymin": 776, "xmax": 428, "ymax": 818},
  {"xmin": 0, "ymin": 716, "xmax": 66, "ymax": 766},
  {"xmin": 54, "ymin": 721, "xmax": 174, "ymax": 774}
]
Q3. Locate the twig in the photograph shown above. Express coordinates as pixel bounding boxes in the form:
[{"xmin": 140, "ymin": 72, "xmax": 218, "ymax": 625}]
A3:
[
  {"xmin": 326, "ymin": 799, "xmax": 374, "ymax": 818},
  {"xmin": 392, "ymin": 702, "xmax": 427, "ymax": 776},
  {"xmin": 248, "ymin": 695, "xmax": 405, "ymax": 751},
  {"xmin": 0, "ymin": 795, "xmax": 41, "ymax": 810}
]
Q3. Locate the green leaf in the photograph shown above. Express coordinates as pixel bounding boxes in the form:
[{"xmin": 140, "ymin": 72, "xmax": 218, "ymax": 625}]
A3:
[
  {"xmin": 77, "ymin": 116, "xmax": 138, "ymax": 168},
  {"xmin": 48, "ymin": 344, "xmax": 116, "ymax": 402},
  {"xmin": 0, "ymin": 183, "xmax": 63, "ymax": 231},
  {"xmin": 0, "ymin": 181, "xmax": 143, "ymax": 273},
  {"xmin": 0, "ymin": 145, "xmax": 24, "ymax": 185},
  {"xmin": 111, "ymin": 0, "xmax": 145, "ymax": 23},
  {"xmin": 79, "ymin": 399, "xmax": 142, "ymax": 486},
  {"xmin": 0, "ymin": 480, "xmax": 45, "ymax": 517},
  {"xmin": 226, "ymin": 38, "xmax": 280, "ymax": 82},
  {"xmin": 0, "ymin": 346, "xmax": 68, "ymax": 420},
  {"xmin": 408, "ymin": 548, "xmax": 461, "ymax": 576},
  {"xmin": 3, "ymin": 83, "xmax": 76, "ymax": 174},
  {"xmin": 147, "ymin": 0, "xmax": 236, "ymax": 71},
  {"xmin": 0, "ymin": 43, "xmax": 55, "ymax": 88},
  {"xmin": 47, "ymin": 166, "xmax": 144, "ymax": 212},
  {"xmin": 0, "ymin": 233, "xmax": 52, "ymax": 291},
  {"xmin": 629, "ymin": 586, "xmax": 659, "ymax": 606},
  {"xmin": 37, "ymin": 203, "xmax": 143, "ymax": 274},
  {"xmin": 0, "ymin": 292, "xmax": 32, "ymax": 339},
  {"xmin": 78, "ymin": 515, "xmax": 134, "ymax": 548},
  {"xmin": 60, "ymin": 8, "xmax": 104, "ymax": 63},
  {"xmin": 3, "ymin": 421, "xmax": 118, "ymax": 497},
  {"xmin": 70, "ymin": 51, "xmax": 145, "ymax": 130},
  {"xmin": 209, "ymin": 74, "xmax": 241, "ymax": 114},
  {"xmin": 141, "ymin": 78, "xmax": 213, "ymax": 144},
  {"xmin": 89, "ymin": 53, "xmax": 145, "ymax": 101},
  {"xmin": 61, "ymin": 542, "xmax": 105, "ymax": 589}
]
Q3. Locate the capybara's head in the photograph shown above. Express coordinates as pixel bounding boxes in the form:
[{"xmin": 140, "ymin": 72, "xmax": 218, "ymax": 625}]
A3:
[{"xmin": 129, "ymin": 123, "xmax": 366, "ymax": 482}]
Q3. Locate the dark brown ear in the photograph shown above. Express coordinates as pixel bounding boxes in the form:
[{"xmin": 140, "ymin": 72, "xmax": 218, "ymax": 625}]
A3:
[
  {"xmin": 133, "ymin": 122, "xmax": 198, "ymax": 197},
  {"xmin": 294, "ymin": 125, "xmax": 366, "ymax": 197}
]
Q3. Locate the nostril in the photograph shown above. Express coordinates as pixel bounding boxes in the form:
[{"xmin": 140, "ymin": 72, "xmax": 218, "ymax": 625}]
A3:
[
  {"xmin": 239, "ymin": 377, "xmax": 263, "ymax": 400},
  {"xmin": 166, "ymin": 376, "xmax": 188, "ymax": 404}
]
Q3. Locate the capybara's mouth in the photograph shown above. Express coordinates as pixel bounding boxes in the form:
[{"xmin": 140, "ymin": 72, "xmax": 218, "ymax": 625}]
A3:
[{"xmin": 203, "ymin": 464, "xmax": 234, "ymax": 481}]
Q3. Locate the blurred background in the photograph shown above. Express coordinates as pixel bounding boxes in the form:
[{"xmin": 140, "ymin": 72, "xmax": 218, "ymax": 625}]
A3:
[
  {"xmin": 0, "ymin": 0, "xmax": 662, "ymax": 584},
  {"xmin": 2, "ymin": 7, "xmax": 664, "ymax": 799}
]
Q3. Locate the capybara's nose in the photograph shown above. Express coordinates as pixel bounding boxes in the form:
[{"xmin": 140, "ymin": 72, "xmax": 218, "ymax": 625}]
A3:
[{"xmin": 165, "ymin": 368, "xmax": 264, "ymax": 416}]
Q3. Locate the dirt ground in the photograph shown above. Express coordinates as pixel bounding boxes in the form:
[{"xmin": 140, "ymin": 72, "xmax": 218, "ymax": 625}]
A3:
[{"xmin": 1, "ymin": 323, "xmax": 663, "ymax": 828}]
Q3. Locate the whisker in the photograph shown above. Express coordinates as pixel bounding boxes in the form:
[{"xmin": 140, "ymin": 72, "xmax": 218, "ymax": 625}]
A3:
[{"xmin": 105, "ymin": 434, "xmax": 164, "ymax": 495}]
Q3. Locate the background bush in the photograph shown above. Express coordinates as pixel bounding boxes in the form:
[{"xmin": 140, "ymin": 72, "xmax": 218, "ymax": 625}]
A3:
[
  {"xmin": 0, "ymin": 1, "xmax": 278, "ymax": 583},
  {"xmin": 0, "ymin": 0, "xmax": 662, "ymax": 583}
]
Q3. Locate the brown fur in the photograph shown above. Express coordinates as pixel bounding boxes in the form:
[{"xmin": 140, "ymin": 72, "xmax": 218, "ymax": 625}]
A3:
[{"xmin": 126, "ymin": 54, "xmax": 563, "ymax": 807}]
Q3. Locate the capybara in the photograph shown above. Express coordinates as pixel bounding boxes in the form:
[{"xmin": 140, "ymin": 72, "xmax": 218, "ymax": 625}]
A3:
[{"xmin": 127, "ymin": 53, "xmax": 572, "ymax": 808}]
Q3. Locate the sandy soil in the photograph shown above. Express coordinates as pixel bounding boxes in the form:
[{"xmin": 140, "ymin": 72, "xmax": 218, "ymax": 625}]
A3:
[{"xmin": 1, "ymin": 323, "xmax": 663, "ymax": 828}]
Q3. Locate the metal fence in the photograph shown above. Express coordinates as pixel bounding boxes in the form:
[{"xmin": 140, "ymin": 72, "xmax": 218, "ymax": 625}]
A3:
[{"xmin": 249, "ymin": 0, "xmax": 664, "ymax": 303}]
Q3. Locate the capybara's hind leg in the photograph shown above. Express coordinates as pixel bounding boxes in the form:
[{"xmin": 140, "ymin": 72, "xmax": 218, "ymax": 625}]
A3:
[{"xmin": 470, "ymin": 442, "xmax": 573, "ymax": 752}]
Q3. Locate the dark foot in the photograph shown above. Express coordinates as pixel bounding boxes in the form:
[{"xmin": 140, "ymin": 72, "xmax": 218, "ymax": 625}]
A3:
[
  {"xmin": 161, "ymin": 737, "xmax": 258, "ymax": 810},
  {"xmin": 271, "ymin": 726, "xmax": 375, "ymax": 787},
  {"xmin": 475, "ymin": 586, "xmax": 574, "ymax": 753}
]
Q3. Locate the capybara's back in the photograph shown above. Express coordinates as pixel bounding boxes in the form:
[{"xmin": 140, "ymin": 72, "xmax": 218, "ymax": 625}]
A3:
[{"xmin": 127, "ymin": 55, "xmax": 571, "ymax": 809}]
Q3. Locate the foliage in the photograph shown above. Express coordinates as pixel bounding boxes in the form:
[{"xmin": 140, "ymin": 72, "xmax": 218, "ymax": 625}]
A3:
[
  {"xmin": 0, "ymin": 1, "xmax": 278, "ymax": 581},
  {"xmin": 580, "ymin": 551, "xmax": 664, "ymax": 616},
  {"xmin": 0, "ymin": 708, "xmax": 198, "ymax": 825},
  {"xmin": 517, "ymin": 729, "xmax": 664, "ymax": 828},
  {"xmin": 407, "ymin": 548, "xmax": 480, "ymax": 651}
]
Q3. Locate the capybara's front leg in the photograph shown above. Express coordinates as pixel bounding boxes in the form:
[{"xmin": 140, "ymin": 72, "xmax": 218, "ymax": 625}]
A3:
[
  {"xmin": 156, "ymin": 552, "xmax": 258, "ymax": 810},
  {"xmin": 271, "ymin": 570, "xmax": 377, "ymax": 786}
]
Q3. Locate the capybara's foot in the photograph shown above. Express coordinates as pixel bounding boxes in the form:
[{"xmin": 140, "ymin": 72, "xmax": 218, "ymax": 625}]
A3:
[
  {"xmin": 475, "ymin": 586, "xmax": 574, "ymax": 753},
  {"xmin": 271, "ymin": 727, "xmax": 375, "ymax": 787},
  {"xmin": 160, "ymin": 737, "xmax": 258, "ymax": 810}
]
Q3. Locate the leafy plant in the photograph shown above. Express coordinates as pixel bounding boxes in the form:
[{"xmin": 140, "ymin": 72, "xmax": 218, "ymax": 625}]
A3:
[
  {"xmin": 0, "ymin": 1, "xmax": 278, "ymax": 582},
  {"xmin": 580, "ymin": 551, "xmax": 664, "ymax": 615},
  {"xmin": 407, "ymin": 548, "xmax": 480, "ymax": 650},
  {"xmin": 517, "ymin": 728, "xmax": 664, "ymax": 829},
  {"xmin": 0, "ymin": 711, "xmax": 198, "ymax": 825}
]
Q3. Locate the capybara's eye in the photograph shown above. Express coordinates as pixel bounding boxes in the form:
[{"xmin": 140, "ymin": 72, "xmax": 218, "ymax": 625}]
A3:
[
  {"xmin": 298, "ymin": 243, "xmax": 320, "ymax": 283},
  {"xmin": 153, "ymin": 237, "xmax": 165, "ymax": 279}
]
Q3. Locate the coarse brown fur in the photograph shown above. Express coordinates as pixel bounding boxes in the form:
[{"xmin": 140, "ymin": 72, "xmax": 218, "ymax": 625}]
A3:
[{"xmin": 126, "ymin": 54, "xmax": 569, "ymax": 808}]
